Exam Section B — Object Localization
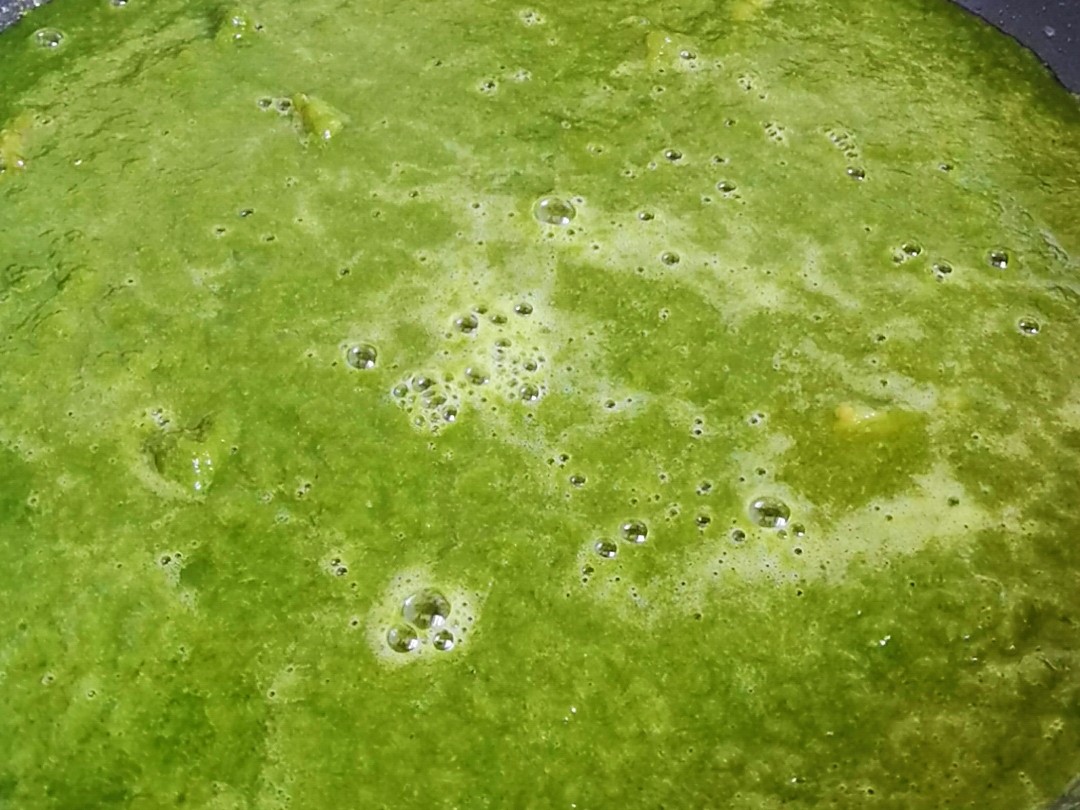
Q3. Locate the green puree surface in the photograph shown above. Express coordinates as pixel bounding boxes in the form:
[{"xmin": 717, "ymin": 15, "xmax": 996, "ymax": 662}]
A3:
[{"xmin": 1, "ymin": 0, "xmax": 1080, "ymax": 807}]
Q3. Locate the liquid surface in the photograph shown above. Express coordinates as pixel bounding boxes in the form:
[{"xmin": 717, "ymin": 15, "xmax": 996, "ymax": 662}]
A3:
[{"xmin": 1, "ymin": 0, "xmax": 1079, "ymax": 807}]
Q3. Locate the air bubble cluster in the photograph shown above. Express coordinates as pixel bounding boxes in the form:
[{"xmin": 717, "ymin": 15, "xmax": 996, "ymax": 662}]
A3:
[
  {"xmin": 387, "ymin": 588, "xmax": 456, "ymax": 654},
  {"xmin": 390, "ymin": 298, "xmax": 552, "ymax": 434}
]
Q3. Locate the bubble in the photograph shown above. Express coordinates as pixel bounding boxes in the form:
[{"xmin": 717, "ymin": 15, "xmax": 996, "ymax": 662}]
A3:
[
  {"xmin": 387, "ymin": 624, "xmax": 420, "ymax": 653},
  {"xmin": 620, "ymin": 519, "xmax": 648, "ymax": 544},
  {"xmin": 514, "ymin": 302, "xmax": 534, "ymax": 316},
  {"xmin": 33, "ymin": 28, "xmax": 64, "ymax": 48},
  {"xmin": 748, "ymin": 497, "xmax": 791, "ymax": 529},
  {"xmin": 791, "ymin": 523, "xmax": 806, "ymax": 538},
  {"xmin": 256, "ymin": 96, "xmax": 273, "ymax": 110},
  {"xmin": 988, "ymin": 250, "xmax": 1009, "ymax": 270},
  {"xmin": 345, "ymin": 343, "xmax": 378, "ymax": 370},
  {"xmin": 411, "ymin": 375, "xmax": 434, "ymax": 392},
  {"xmin": 455, "ymin": 313, "xmax": 480, "ymax": 333},
  {"xmin": 533, "ymin": 196, "xmax": 576, "ymax": 226},
  {"xmin": 660, "ymin": 251, "xmax": 680, "ymax": 266},
  {"xmin": 900, "ymin": 242, "xmax": 922, "ymax": 258},
  {"xmin": 663, "ymin": 149, "xmax": 683, "ymax": 162},
  {"xmin": 932, "ymin": 262, "xmax": 953, "ymax": 280},
  {"xmin": 569, "ymin": 474, "xmax": 586, "ymax": 487},
  {"xmin": 519, "ymin": 382, "xmax": 541, "ymax": 402},
  {"xmin": 595, "ymin": 539, "xmax": 618, "ymax": 558},
  {"xmin": 731, "ymin": 528, "xmax": 747, "ymax": 542},
  {"xmin": 637, "ymin": 211, "xmax": 655, "ymax": 221},
  {"xmin": 465, "ymin": 366, "xmax": 489, "ymax": 385},
  {"xmin": 716, "ymin": 180, "xmax": 737, "ymax": 194},
  {"xmin": 432, "ymin": 629, "xmax": 455, "ymax": 652},
  {"xmin": 391, "ymin": 383, "xmax": 408, "ymax": 398},
  {"xmin": 402, "ymin": 589, "xmax": 451, "ymax": 630},
  {"xmin": 423, "ymin": 391, "xmax": 448, "ymax": 408},
  {"xmin": 1017, "ymin": 318, "xmax": 1041, "ymax": 336},
  {"xmin": 846, "ymin": 166, "xmax": 866, "ymax": 181}
]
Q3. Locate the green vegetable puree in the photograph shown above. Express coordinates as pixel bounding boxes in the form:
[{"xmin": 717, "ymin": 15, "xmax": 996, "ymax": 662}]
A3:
[{"xmin": 1, "ymin": 0, "xmax": 1079, "ymax": 806}]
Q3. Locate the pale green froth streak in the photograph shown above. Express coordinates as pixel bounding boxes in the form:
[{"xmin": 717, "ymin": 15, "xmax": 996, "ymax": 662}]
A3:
[{"xmin": 1, "ymin": 0, "xmax": 1079, "ymax": 807}]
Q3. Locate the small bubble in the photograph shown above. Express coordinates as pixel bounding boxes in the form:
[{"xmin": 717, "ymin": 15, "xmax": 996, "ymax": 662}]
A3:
[
  {"xmin": 465, "ymin": 366, "xmax": 489, "ymax": 385},
  {"xmin": 455, "ymin": 313, "xmax": 480, "ymax": 333},
  {"xmin": 386, "ymin": 624, "xmax": 420, "ymax": 653},
  {"xmin": 569, "ymin": 474, "xmax": 586, "ymax": 487},
  {"xmin": 846, "ymin": 166, "xmax": 866, "ymax": 181},
  {"xmin": 402, "ymin": 589, "xmax": 451, "ymax": 630},
  {"xmin": 932, "ymin": 262, "xmax": 953, "ymax": 280},
  {"xmin": 432, "ymin": 629, "xmax": 455, "ymax": 652},
  {"xmin": 730, "ymin": 528, "xmax": 746, "ymax": 543},
  {"xmin": 696, "ymin": 481, "xmax": 713, "ymax": 495},
  {"xmin": 345, "ymin": 343, "xmax": 378, "ymax": 370},
  {"xmin": 489, "ymin": 312, "xmax": 507, "ymax": 324},
  {"xmin": 533, "ymin": 196, "xmax": 576, "ymax": 226},
  {"xmin": 679, "ymin": 49, "xmax": 696, "ymax": 60},
  {"xmin": 791, "ymin": 523, "xmax": 806, "ymax": 538},
  {"xmin": 1017, "ymin": 318, "xmax": 1041, "ymax": 336},
  {"xmin": 695, "ymin": 515, "xmax": 711, "ymax": 527},
  {"xmin": 663, "ymin": 149, "xmax": 683, "ymax": 162},
  {"xmin": 716, "ymin": 180, "xmax": 737, "ymax": 194},
  {"xmin": 660, "ymin": 251, "xmax": 680, "ymax": 266},
  {"xmin": 256, "ymin": 96, "xmax": 273, "ymax": 110},
  {"xmin": 900, "ymin": 242, "xmax": 922, "ymax": 258},
  {"xmin": 748, "ymin": 497, "xmax": 791, "ymax": 529},
  {"xmin": 33, "ymin": 28, "xmax": 64, "ymax": 48},
  {"xmin": 514, "ymin": 302, "xmax": 534, "ymax": 316},
  {"xmin": 411, "ymin": 375, "xmax": 434, "ymax": 392},
  {"xmin": 519, "ymin": 382, "xmax": 541, "ymax": 402},
  {"xmin": 595, "ymin": 539, "xmax": 618, "ymax": 558},
  {"xmin": 637, "ymin": 211, "xmax": 655, "ymax": 221},
  {"xmin": 391, "ymin": 383, "xmax": 408, "ymax": 398},
  {"xmin": 424, "ymin": 391, "xmax": 448, "ymax": 408},
  {"xmin": 988, "ymin": 250, "xmax": 1009, "ymax": 270},
  {"xmin": 620, "ymin": 519, "xmax": 648, "ymax": 544},
  {"xmin": 274, "ymin": 97, "xmax": 293, "ymax": 114}
]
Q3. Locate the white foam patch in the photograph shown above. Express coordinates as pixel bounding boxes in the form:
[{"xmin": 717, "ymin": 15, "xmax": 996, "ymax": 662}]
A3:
[
  {"xmin": 570, "ymin": 456, "xmax": 1004, "ymax": 624},
  {"xmin": 792, "ymin": 336, "xmax": 941, "ymax": 413},
  {"xmin": 365, "ymin": 567, "xmax": 486, "ymax": 668}
]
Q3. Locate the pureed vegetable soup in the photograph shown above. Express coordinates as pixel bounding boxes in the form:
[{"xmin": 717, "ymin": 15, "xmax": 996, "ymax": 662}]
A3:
[{"xmin": 1, "ymin": 0, "xmax": 1079, "ymax": 806}]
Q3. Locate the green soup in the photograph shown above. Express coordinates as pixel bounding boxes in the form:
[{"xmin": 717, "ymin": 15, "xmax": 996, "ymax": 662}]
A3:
[{"xmin": 1, "ymin": 0, "xmax": 1079, "ymax": 807}]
